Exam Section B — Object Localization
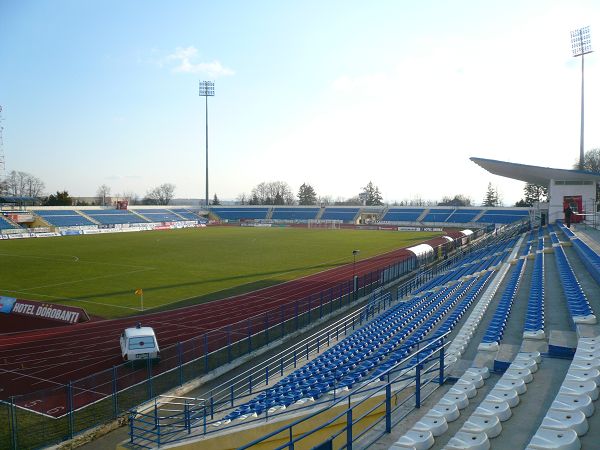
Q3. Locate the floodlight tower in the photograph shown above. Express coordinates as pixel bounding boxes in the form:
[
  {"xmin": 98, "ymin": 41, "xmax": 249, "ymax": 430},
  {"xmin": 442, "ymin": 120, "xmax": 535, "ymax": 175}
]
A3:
[
  {"xmin": 199, "ymin": 81, "xmax": 215, "ymax": 208},
  {"xmin": 571, "ymin": 26, "xmax": 593, "ymax": 170}
]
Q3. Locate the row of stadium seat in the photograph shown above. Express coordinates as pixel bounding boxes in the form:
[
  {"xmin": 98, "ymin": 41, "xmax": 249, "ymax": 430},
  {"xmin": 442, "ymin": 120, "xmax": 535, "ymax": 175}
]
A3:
[
  {"xmin": 478, "ymin": 257, "xmax": 526, "ymax": 350},
  {"xmin": 35, "ymin": 210, "xmax": 96, "ymax": 227},
  {"xmin": 400, "ymin": 272, "xmax": 495, "ymax": 371},
  {"xmin": 210, "ymin": 206, "xmax": 530, "ymax": 224},
  {"xmin": 558, "ymin": 222, "xmax": 600, "ymax": 287},
  {"xmin": 34, "ymin": 208, "xmax": 204, "ymax": 227},
  {"xmin": 220, "ymin": 237, "xmax": 518, "ymax": 424},
  {"xmin": 210, "ymin": 206, "xmax": 361, "ymax": 221},
  {"xmin": 381, "ymin": 208, "xmax": 529, "ymax": 224},
  {"xmin": 527, "ymin": 337, "xmax": 600, "ymax": 447},
  {"xmin": 553, "ymin": 243, "xmax": 596, "ymax": 324},
  {"xmin": 414, "ymin": 238, "xmax": 516, "ymax": 295},
  {"xmin": 0, "ymin": 215, "xmax": 21, "ymax": 230},
  {"xmin": 221, "ymin": 279, "xmax": 475, "ymax": 421},
  {"xmin": 548, "ymin": 224, "xmax": 596, "ymax": 325},
  {"xmin": 523, "ymin": 248, "xmax": 545, "ymax": 339}
]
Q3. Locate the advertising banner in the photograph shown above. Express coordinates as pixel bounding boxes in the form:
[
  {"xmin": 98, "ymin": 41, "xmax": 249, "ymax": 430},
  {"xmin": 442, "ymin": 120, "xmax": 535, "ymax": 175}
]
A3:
[
  {"xmin": 0, "ymin": 296, "xmax": 16, "ymax": 314},
  {"xmin": 61, "ymin": 230, "xmax": 83, "ymax": 236},
  {"xmin": 11, "ymin": 299, "xmax": 89, "ymax": 324}
]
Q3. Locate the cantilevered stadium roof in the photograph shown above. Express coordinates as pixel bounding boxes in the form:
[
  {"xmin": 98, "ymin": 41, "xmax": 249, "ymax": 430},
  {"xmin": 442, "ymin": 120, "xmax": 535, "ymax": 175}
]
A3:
[{"xmin": 470, "ymin": 156, "xmax": 600, "ymax": 185}]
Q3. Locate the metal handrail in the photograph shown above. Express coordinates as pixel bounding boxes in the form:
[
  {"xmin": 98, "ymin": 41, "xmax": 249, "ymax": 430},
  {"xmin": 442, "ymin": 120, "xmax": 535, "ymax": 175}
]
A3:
[{"xmin": 238, "ymin": 331, "xmax": 450, "ymax": 450}]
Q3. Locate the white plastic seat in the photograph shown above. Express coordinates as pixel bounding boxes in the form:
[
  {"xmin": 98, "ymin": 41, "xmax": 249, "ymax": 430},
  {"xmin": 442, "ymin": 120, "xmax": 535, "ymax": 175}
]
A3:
[
  {"xmin": 495, "ymin": 377, "xmax": 527, "ymax": 395},
  {"xmin": 541, "ymin": 409, "xmax": 588, "ymax": 436},
  {"xmin": 574, "ymin": 349, "xmax": 600, "ymax": 360},
  {"xmin": 461, "ymin": 414, "xmax": 502, "ymax": 438},
  {"xmin": 579, "ymin": 337, "xmax": 600, "ymax": 347},
  {"xmin": 502, "ymin": 366, "xmax": 533, "ymax": 383},
  {"xmin": 487, "ymin": 388, "xmax": 520, "ymax": 408},
  {"xmin": 392, "ymin": 430, "xmax": 434, "ymax": 450},
  {"xmin": 445, "ymin": 355, "xmax": 459, "ymax": 367},
  {"xmin": 573, "ymin": 314, "xmax": 596, "ymax": 324},
  {"xmin": 526, "ymin": 426, "xmax": 580, "ymax": 450},
  {"xmin": 452, "ymin": 380, "xmax": 477, "ymax": 399},
  {"xmin": 511, "ymin": 359, "xmax": 538, "ymax": 373},
  {"xmin": 465, "ymin": 367, "xmax": 490, "ymax": 379},
  {"xmin": 524, "ymin": 329, "xmax": 546, "ymax": 340},
  {"xmin": 413, "ymin": 414, "xmax": 448, "ymax": 437},
  {"xmin": 449, "ymin": 342, "xmax": 467, "ymax": 355},
  {"xmin": 441, "ymin": 392, "xmax": 469, "ymax": 410},
  {"xmin": 565, "ymin": 367, "xmax": 600, "ymax": 385},
  {"xmin": 430, "ymin": 402, "xmax": 461, "ymax": 423},
  {"xmin": 575, "ymin": 342, "xmax": 600, "ymax": 353},
  {"xmin": 473, "ymin": 399, "xmax": 512, "ymax": 422},
  {"xmin": 570, "ymin": 359, "xmax": 600, "ymax": 372},
  {"xmin": 550, "ymin": 393, "xmax": 594, "ymax": 417},
  {"xmin": 559, "ymin": 380, "xmax": 598, "ymax": 400},
  {"xmin": 460, "ymin": 372, "xmax": 484, "ymax": 388},
  {"xmin": 516, "ymin": 351, "xmax": 542, "ymax": 364},
  {"xmin": 444, "ymin": 430, "xmax": 490, "ymax": 450},
  {"xmin": 478, "ymin": 341, "xmax": 499, "ymax": 352}
]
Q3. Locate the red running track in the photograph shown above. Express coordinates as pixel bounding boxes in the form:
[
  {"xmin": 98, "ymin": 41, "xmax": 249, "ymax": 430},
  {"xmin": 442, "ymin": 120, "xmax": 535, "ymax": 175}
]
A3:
[{"xmin": 0, "ymin": 236, "xmax": 451, "ymax": 416}]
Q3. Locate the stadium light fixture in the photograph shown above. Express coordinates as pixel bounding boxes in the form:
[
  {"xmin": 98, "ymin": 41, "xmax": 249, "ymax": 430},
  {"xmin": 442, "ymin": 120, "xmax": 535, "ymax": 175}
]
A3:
[
  {"xmin": 570, "ymin": 26, "xmax": 593, "ymax": 170},
  {"xmin": 199, "ymin": 81, "xmax": 215, "ymax": 208}
]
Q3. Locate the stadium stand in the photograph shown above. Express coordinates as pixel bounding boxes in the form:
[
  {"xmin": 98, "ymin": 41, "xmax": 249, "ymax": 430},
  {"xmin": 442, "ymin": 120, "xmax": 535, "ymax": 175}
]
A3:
[
  {"xmin": 81, "ymin": 209, "xmax": 149, "ymax": 224},
  {"xmin": 271, "ymin": 207, "xmax": 319, "ymax": 220},
  {"xmin": 523, "ymin": 231, "xmax": 545, "ymax": 339},
  {"xmin": 421, "ymin": 208, "xmax": 455, "ymax": 222},
  {"xmin": 549, "ymin": 226, "xmax": 596, "ymax": 324},
  {"xmin": 34, "ymin": 209, "xmax": 97, "ymax": 227},
  {"xmin": 169, "ymin": 208, "xmax": 205, "ymax": 221},
  {"xmin": 320, "ymin": 207, "xmax": 360, "ymax": 222},
  {"xmin": 478, "ymin": 257, "xmax": 526, "ymax": 350},
  {"xmin": 381, "ymin": 208, "xmax": 425, "ymax": 222},
  {"xmin": 0, "ymin": 214, "xmax": 21, "ymax": 229},
  {"xmin": 210, "ymin": 206, "xmax": 269, "ymax": 221},
  {"xmin": 528, "ymin": 336, "xmax": 599, "ymax": 447},
  {"xmin": 477, "ymin": 208, "xmax": 530, "ymax": 224},
  {"xmin": 133, "ymin": 209, "xmax": 187, "ymax": 222},
  {"xmin": 212, "ymin": 235, "xmax": 518, "ymax": 424},
  {"xmin": 20, "ymin": 218, "xmax": 600, "ymax": 450},
  {"xmin": 445, "ymin": 208, "xmax": 483, "ymax": 223}
]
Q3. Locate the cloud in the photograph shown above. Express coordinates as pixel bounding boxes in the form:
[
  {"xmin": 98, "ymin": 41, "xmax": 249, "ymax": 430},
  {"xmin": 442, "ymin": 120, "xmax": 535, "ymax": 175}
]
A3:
[{"xmin": 166, "ymin": 46, "xmax": 234, "ymax": 78}]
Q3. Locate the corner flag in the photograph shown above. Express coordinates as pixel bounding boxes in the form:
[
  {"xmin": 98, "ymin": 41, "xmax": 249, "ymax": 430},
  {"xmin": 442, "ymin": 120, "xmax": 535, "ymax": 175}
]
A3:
[{"xmin": 135, "ymin": 289, "xmax": 143, "ymax": 296}]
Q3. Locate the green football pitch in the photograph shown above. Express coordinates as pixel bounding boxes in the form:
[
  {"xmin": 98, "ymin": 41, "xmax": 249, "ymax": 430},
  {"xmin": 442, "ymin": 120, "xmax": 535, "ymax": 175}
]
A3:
[{"xmin": 0, "ymin": 227, "xmax": 441, "ymax": 318}]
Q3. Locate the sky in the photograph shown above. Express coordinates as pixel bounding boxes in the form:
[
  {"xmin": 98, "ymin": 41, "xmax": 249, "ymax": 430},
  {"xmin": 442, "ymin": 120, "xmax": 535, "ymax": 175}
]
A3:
[{"xmin": 1, "ymin": 0, "xmax": 599, "ymax": 206}]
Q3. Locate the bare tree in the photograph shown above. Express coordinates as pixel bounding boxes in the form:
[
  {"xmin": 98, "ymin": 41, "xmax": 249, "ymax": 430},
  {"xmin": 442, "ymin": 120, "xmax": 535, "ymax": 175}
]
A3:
[
  {"xmin": 317, "ymin": 195, "xmax": 333, "ymax": 206},
  {"xmin": 438, "ymin": 194, "xmax": 472, "ymax": 207},
  {"xmin": 122, "ymin": 191, "xmax": 140, "ymax": 205},
  {"xmin": 250, "ymin": 181, "xmax": 295, "ymax": 205},
  {"xmin": 574, "ymin": 148, "xmax": 600, "ymax": 172},
  {"xmin": 144, "ymin": 183, "xmax": 176, "ymax": 205},
  {"xmin": 236, "ymin": 193, "xmax": 247, "ymax": 205},
  {"xmin": 96, "ymin": 184, "xmax": 111, "ymax": 206},
  {"xmin": 5, "ymin": 170, "xmax": 45, "ymax": 197}
]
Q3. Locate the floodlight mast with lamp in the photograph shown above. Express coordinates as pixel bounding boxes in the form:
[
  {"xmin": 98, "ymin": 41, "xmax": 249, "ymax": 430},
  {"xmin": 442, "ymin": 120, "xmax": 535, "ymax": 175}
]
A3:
[
  {"xmin": 199, "ymin": 81, "xmax": 215, "ymax": 209},
  {"xmin": 571, "ymin": 26, "xmax": 592, "ymax": 170}
]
